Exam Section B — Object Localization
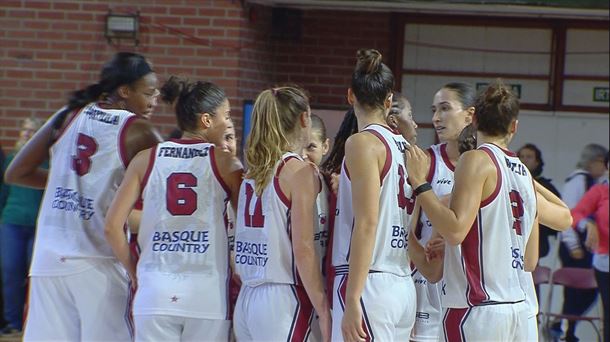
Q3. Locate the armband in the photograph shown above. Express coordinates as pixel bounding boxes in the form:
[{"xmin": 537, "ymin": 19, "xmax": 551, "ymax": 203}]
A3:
[{"xmin": 414, "ymin": 182, "xmax": 432, "ymax": 196}]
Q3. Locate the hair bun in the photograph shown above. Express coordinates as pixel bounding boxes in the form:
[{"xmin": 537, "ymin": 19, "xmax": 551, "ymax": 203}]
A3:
[
  {"xmin": 483, "ymin": 79, "xmax": 513, "ymax": 105},
  {"xmin": 161, "ymin": 76, "xmax": 188, "ymax": 105},
  {"xmin": 356, "ymin": 49, "xmax": 382, "ymax": 74}
]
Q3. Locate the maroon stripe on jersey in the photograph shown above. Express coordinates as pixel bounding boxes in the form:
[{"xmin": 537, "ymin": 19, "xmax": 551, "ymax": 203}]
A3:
[
  {"xmin": 118, "ymin": 115, "xmax": 138, "ymax": 168},
  {"xmin": 169, "ymin": 138, "xmax": 207, "ymax": 144},
  {"xmin": 462, "ymin": 215, "xmax": 489, "ymax": 305},
  {"xmin": 140, "ymin": 146, "xmax": 157, "ymax": 193},
  {"xmin": 487, "ymin": 142, "xmax": 517, "ymax": 157},
  {"xmin": 209, "ymin": 145, "xmax": 231, "ymax": 197},
  {"xmin": 442, "ymin": 307, "xmax": 469, "ymax": 342},
  {"xmin": 274, "ymin": 156, "xmax": 299, "ymax": 208},
  {"xmin": 363, "ymin": 129, "xmax": 392, "ymax": 184},
  {"xmin": 426, "ymin": 146, "xmax": 436, "ymax": 183},
  {"xmin": 289, "ymin": 285, "xmax": 314, "ymax": 342},
  {"xmin": 362, "ymin": 123, "xmax": 395, "ymax": 134},
  {"xmin": 479, "ymin": 146, "xmax": 502, "ymax": 207},
  {"xmin": 440, "ymin": 143, "xmax": 456, "ymax": 172}
]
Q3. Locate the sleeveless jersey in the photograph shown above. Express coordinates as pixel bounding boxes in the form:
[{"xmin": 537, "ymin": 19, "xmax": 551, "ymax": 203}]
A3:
[
  {"xmin": 235, "ymin": 152, "xmax": 305, "ymax": 286},
  {"xmin": 332, "ymin": 124, "xmax": 412, "ymax": 277},
  {"xmin": 412, "ymin": 144, "xmax": 454, "ymax": 333},
  {"xmin": 441, "ymin": 143, "xmax": 537, "ymax": 308},
  {"xmin": 31, "ymin": 103, "xmax": 137, "ymax": 276},
  {"xmin": 415, "ymin": 143, "xmax": 455, "ymax": 244},
  {"xmin": 315, "ymin": 177, "xmax": 330, "ymax": 273},
  {"xmin": 134, "ymin": 140, "xmax": 230, "ymax": 319}
]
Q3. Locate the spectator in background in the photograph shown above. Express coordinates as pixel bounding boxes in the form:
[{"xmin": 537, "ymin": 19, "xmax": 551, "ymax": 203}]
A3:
[
  {"xmin": 518, "ymin": 143, "xmax": 562, "ymax": 258},
  {"xmin": 570, "ymin": 152, "xmax": 609, "ymax": 342},
  {"xmin": 0, "ymin": 118, "xmax": 47, "ymax": 334},
  {"xmin": 555, "ymin": 143, "xmax": 608, "ymax": 342}
]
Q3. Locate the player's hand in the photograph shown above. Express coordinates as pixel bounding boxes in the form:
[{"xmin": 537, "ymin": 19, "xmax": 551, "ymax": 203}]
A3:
[
  {"xmin": 585, "ymin": 222, "xmax": 599, "ymax": 252},
  {"xmin": 569, "ymin": 247, "xmax": 585, "ymax": 260},
  {"xmin": 342, "ymin": 302, "xmax": 366, "ymax": 342},
  {"xmin": 318, "ymin": 309, "xmax": 332, "ymax": 342},
  {"xmin": 128, "ymin": 271, "xmax": 138, "ymax": 291},
  {"xmin": 330, "ymin": 172, "xmax": 340, "ymax": 195},
  {"xmin": 425, "ymin": 237, "xmax": 445, "ymax": 261},
  {"xmin": 405, "ymin": 144, "xmax": 429, "ymax": 188}
]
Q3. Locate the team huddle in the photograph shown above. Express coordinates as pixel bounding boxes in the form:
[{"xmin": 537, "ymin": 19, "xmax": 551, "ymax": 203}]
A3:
[{"xmin": 4, "ymin": 49, "xmax": 573, "ymax": 342}]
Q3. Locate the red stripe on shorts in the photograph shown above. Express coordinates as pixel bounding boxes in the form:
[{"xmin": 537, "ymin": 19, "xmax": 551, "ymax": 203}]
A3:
[
  {"xmin": 443, "ymin": 307, "xmax": 469, "ymax": 342},
  {"xmin": 289, "ymin": 285, "xmax": 314, "ymax": 342}
]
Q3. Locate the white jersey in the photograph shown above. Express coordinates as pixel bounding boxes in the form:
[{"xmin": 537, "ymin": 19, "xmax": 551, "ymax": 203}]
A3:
[
  {"xmin": 411, "ymin": 143, "xmax": 454, "ymax": 340},
  {"xmin": 32, "ymin": 103, "xmax": 137, "ymax": 276},
  {"xmin": 235, "ymin": 152, "xmax": 304, "ymax": 286},
  {"xmin": 441, "ymin": 143, "xmax": 537, "ymax": 308},
  {"xmin": 315, "ymin": 176, "xmax": 330, "ymax": 273},
  {"xmin": 332, "ymin": 124, "xmax": 412, "ymax": 277},
  {"xmin": 135, "ymin": 140, "xmax": 231, "ymax": 320}
]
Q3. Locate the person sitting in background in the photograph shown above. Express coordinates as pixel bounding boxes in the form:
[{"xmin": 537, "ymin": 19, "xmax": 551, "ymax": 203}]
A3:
[
  {"xmin": 518, "ymin": 143, "xmax": 562, "ymax": 258},
  {"xmin": 0, "ymin": 118, "xmax": 47, "ymax": 334}
]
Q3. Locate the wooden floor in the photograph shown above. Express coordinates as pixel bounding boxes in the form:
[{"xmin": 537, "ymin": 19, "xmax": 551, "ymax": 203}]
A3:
[{"xmin": 0, "ymin": 331, "xmax": 21, "ymax": 342}]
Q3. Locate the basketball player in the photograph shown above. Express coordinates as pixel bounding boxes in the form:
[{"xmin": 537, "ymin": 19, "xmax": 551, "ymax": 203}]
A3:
[
  {"xmin": 303, "ymin": 114, "xmax": 331, "ymax": 342},
  {"xmin": 407, "ymin": 83, "xmax": 475, "ymax": 342},
  {"xmin": 233, "ymin": 86, "xmax": 331, "ymax": 342},
  {"xmin": 332, "ymin": 49, "xmax": 416, "ymax": 342},
  {"xmin": 4, "ymin": 52, "xmax": 162, "ymax": 341},
  {"xmin": 409, "ymin": 123, "xmax": 572, "ymax": 341},
  {"xmin": 105, "ymin": 77, "xmax": 243, "ymax": 341},
  {"xmin": 406, "ymin": 80, "xmax": 538, "ymax": 341},
  {"xmin": 387, "ymin": 91, "xmax": 418, "ymax": 145}
]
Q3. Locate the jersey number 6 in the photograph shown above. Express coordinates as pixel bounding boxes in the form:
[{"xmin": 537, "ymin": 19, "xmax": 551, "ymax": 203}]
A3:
[{"xmin": 167, "ymin": 173, "xmax": 197, "ymax": 216}]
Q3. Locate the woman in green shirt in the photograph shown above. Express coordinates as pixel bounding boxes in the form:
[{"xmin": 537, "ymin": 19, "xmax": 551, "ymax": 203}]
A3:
[{"xmin": 0, "ymin": 118, "xmax": 47, "ymax": 333}]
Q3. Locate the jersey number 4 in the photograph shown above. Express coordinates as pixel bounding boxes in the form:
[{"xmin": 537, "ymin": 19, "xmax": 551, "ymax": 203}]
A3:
[
  {"xmin": 509, "ymin": 190, "xmax": 524, "ymax": 236},
  {"xmin": 72, "ymin": 133, "xmax": 98, "ymax": 176},
  {"xmin": 167, "ymin": 173, "xmax": 197, "ymax": 215}
]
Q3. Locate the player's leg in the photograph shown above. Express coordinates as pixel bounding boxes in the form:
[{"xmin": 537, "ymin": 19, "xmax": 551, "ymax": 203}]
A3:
[
  {"xmin": 133, "ymin": 315, "xmax": 182, "ymax": 341},
  {"xmin": 73, "ymin": 260, "xmax": 131, "ymax": 341},
  {"xmin": 183, "ymin": 318, "xmax": 230, "ymax": 341},
  {"xmin": 23, "ymin": 276, "xmax": 80, "ymax": 341}
]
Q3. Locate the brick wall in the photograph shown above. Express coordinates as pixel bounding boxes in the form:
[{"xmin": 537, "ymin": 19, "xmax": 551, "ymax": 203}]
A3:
[{"xmin": 0, "ymin": 0, "xmax": 393, "ymax": 153}]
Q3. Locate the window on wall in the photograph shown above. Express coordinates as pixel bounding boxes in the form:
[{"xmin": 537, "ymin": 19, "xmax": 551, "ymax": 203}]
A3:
[{"xmin": 396, "ymin": 16, "xmax": 609, "ymax": 147}]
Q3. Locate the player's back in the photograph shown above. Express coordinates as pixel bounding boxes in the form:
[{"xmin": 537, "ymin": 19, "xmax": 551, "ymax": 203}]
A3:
[
  {"xmin": 332, "ymin": 124, "xmax": 412, "ymax": 277},
  {"xmin": 136, "ymin": 139, "xmax": 231, "ymax": 320},
  {"xmin": 442, "ymin": 143, "xmax": 536, "ymax": 307},
  {"xmin": 33, "ymin": 103, "xmax": 137, "ymax": 276},
  {"xmin": 235, "ymin": 152, "xmax": 303, "ymax": 286}
]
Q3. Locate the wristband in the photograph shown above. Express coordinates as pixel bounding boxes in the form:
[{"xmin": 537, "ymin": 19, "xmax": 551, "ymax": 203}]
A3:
[{"xmin": 413, "ymin": 182, "xmax": 432, "ymax": 196}]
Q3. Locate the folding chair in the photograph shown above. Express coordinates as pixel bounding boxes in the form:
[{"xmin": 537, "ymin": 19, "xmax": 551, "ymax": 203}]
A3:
[
  {"xmin": 533, "ymin": 265, "xmax": 551, "ymax": 286},
  {"xmin": 540, "ymin": 267, "xmax": 602, "ymax": 341}
]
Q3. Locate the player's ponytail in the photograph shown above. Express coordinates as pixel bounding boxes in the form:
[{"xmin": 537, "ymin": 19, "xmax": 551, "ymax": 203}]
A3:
[
  {"xmin": 161, "ymin": 76, "xmax": 226, "ymax": 132},
  {"xmin": 246, "ymin": 86, "xmax": 309, "ymax": 195}
]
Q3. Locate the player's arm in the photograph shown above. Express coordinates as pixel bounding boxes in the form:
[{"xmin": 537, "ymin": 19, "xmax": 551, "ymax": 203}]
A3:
[
  {"xmin": 408, "ymin": 202, "xmax": 443, "ymax": 283},
  {"xmin": 212, "ymin": 147, "xmax": 244, "ymax": 213},
  {"xmin": 104, "ymin": 149, "xmax": 150, "ymax": 285},
  {"xmin": 289, "ymin": 161, "xmax": 331, "ymax": 342},
  {"xmin": 524, "ymin": 217, "xmax": 540, "ymax": 272},
  {"xmin": 535, "ymin": 180, "xmax": 571, "ymax": 231},
  {"xmin": 123, "ymin": 119, "xmax": 163, "ymax": 164},
  {"xmin": 4, "ymin": 108, "xmax": 72, "ymax": 188},
  {"xmin": 407, "ymin": 146, "xmax": 494, "ymax": 245},
  {"xmin": 342, "ymin": 133, "xmax": 384, "ymax": 342}
]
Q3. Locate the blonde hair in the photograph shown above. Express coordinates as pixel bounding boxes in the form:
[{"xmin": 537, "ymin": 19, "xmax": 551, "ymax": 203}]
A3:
[{"xmin": 246, "ymin": 86, "xmax": 309, "ymax": 195}]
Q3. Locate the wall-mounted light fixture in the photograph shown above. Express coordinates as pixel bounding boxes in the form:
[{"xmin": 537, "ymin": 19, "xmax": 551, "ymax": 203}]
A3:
[{"xmin": 105, "ymin": 11, "xmax": 140, "ymax": 46}]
